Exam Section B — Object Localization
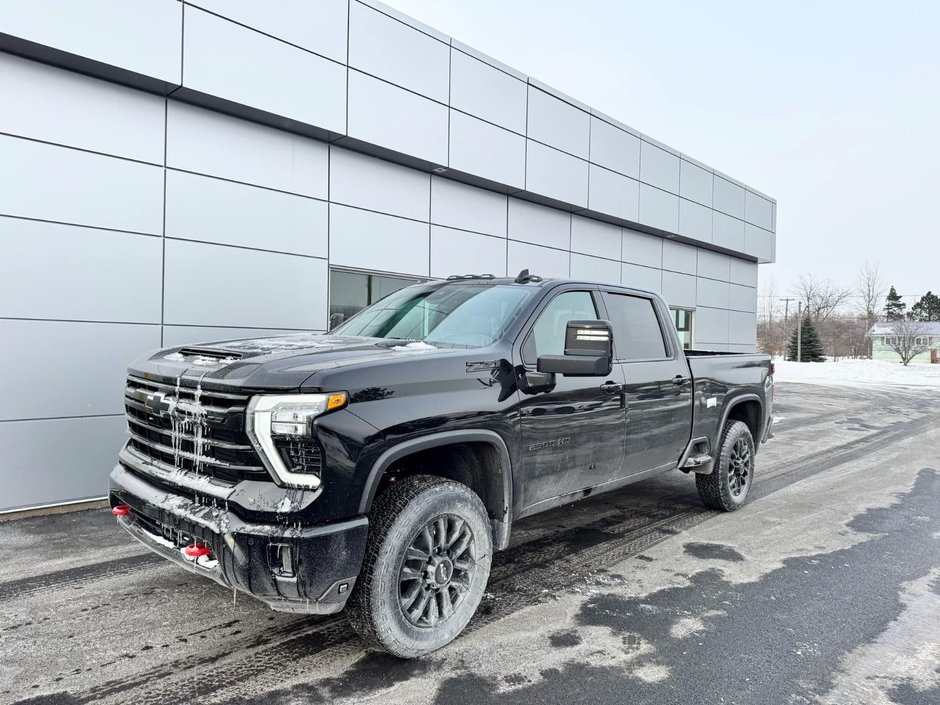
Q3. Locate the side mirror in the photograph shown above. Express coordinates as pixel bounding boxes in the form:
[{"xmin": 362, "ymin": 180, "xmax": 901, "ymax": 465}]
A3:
[
  {"xmin": 329, "ymin": 312, "xmax": 345, "ymax": 331},
  {"xmin": 537, "ymin": 319, "xmax": 613, "ymax": 376}
]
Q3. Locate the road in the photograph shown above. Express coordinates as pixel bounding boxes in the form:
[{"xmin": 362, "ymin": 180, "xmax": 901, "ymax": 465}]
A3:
[{"xmin": 2, "ymin": 381, "xmax": 939, "ymax": 705}]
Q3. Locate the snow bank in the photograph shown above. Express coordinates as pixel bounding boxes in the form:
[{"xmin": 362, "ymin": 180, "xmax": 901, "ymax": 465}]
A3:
[
  {"xmin": 773, "ymin": 358, "xmax": 940, "ymax": 388},
  {"xmin": 390, "ymin": 341, "xmax": 438, "ymax": 352}
]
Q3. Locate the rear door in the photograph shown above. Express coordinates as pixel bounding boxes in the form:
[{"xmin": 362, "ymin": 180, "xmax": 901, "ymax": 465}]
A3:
[
  {"xmin": 516, "ymin": 287, "xmax": 626, "ymax": 510},
  {"xmin": 600, "ymin": 290, "xmax": 693, "ymax": 479}
]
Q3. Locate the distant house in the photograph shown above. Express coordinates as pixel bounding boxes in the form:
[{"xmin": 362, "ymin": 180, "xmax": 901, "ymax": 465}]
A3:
[{"xmin": 869, "ymin": 322, "xmax": 940, "ymax": 364}]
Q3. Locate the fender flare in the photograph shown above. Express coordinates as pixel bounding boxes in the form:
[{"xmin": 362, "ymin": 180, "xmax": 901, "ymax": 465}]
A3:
[
  {"xmin": 718, "ymin": 393, "xmax": 765, "ymax": 442},
  {"xmin": 357, "ymin": 430, "xmax": 514, "ymax": 548}
]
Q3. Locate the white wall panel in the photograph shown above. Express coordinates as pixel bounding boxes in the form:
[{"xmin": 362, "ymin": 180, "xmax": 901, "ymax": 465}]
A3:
[
  {"xmin": 329, "ymin": 204, "xmax": 430, "ymax": 277},
  {"xmin": 570, "ymin": 253, "xmax": 619, "ymax": 285},
  {"xmin": 0, "ymin": 136, "xmax": 163, "ymax": 234},
  {"xmin": 348, "ymin": 71, "xmax": 448, "ymax": 165},
  {"xmin": 730, "ymin": 284, "xmax": 758, "ymax": 313},
  {"xmin": 431, "ymin": 177, "xmax": 507, "ymax": 237},
  {"xmin": 588, "ymin": 165, "xmax": 639, "ymax": 221},
  {"xmin": 330, "ymin": 147, "xmax": 430, "ymax": 221},
  {"xmin": 430, "ymin": 226, "xmax": 506, "ymax": 279},
  {"xmin": 745, "ymin": 224, "xmax": 775, "ymax": 261},
  {"xmin": 589, "ymin": 117, "xmax": 640, "ymax": 178},
  {"xmin": 164, "ymin": 239, "xmax": 328, "ymax": 329},
  {"xmin": 661, "ymin": 271, "xmax": 696, "ymax": 308},
  {"xmin": 712, "ymin": 211, "xmax": 746, "ymax": 252},
  {"xmin": 695, "ymin": 307, "xmax": 730, "ymax": 345},
  {"xmin": 507, "ymin": 240, "xmax": 569, "ymax": 278},
  {"xmin": 621, "ymin": 229, "xmax": 663, "ymax": 268},
  {"xmin": 662, "ymin": 240, "xmax": 697, "ymax": 275},
  {"xmin": 745, "ymin": 190, "xmax": 774, "ymax": 230},
  {"xmin": 449, "ymin": 111, "xmax": 526, "ymax": 188},
  {"xmin": 507, "ymin": 199, "xmax": 570, "ymax": 250},
  {"xmin": 0, "ymin": 218, "xmax": 162, "ymax": 323},
  {"xmin": 729, "ymin": 311, "xmax": 758, "ymax": 344},
  {"xmin": 638, "ymin": 184, "xmax": 679, "ymax": 233},
  {"xmin": 713, "ymin": 176, "xmax": 746, "ymax": 218},
  {"xmin": 166, "ymin": 171, "xmax": 328, "ymax": 256},
  {"xmin": 450, "ymin": 50, "xmax": 527, "ymax": 134},
  {"xmin": 697, "ymin": 277, "xmax": 730, "ymax": 309},
  {"xmin": 0, "ymin": 54, "xmax": 165, "ymax": 164},
  {"xmin": 640, "ymin": 142, "xmax": 680, "ymax": 193},
  {"xmin": 526, "ymin": 87, "xmax": 590, "ymax": 159},
  {"xmin": 162, "ymin": 326, "xmax": 304, "ymax": 347},
  {"xmin": 525, "ymin": 142, "xmax": 589, "ymax": 208},
  {"xmin": 166, "ymin": 101, "xmax": 328, "ymax": 198},
  {"xmin": 620, "ymin": 262, "xmax": 662, "ymax": 293},
  {"xmin": 349, "ymin": 1, "xmax": 449, "ymax": 102},
  {"xmin": 679, "ymin": 160, "xmax": 713, "ymax": 207},
  {"xmin": 679, "ymin": 198, "xmax": 712, "ymax": 243},
  {"xmin": 697, "ymin": 249, "xmax": 732, "ymax": 282},
  {"xmin": 730, "ymin": 258, "xmax": 759, "ymax": 288},
  {"xmin": 184, "ymin": 7, "xmax": 346, "ymax": 132},
  {"xmin": 571, "ymin": 216, "xmax": 621, "ymax": 260}
]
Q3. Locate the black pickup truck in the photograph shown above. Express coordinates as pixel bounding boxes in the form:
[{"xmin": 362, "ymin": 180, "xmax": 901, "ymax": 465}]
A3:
[{"xmin": 109, "ymin": 271, "xmax": 773, "ymax": 657}]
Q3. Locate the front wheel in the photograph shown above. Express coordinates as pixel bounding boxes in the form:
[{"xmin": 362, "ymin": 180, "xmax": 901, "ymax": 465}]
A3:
[
  {"xmin": 696, "ymin": 420, "xmax": 755, "ymax": 511},
  {"xmin": 346, "ymin": 475, "xmax": 492, "ymax": 658}
]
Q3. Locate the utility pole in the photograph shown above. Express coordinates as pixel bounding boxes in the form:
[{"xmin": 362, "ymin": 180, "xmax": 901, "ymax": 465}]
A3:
[
  {"xmin": 778, "ymin": 297, "xmax": 796, "ymax": 358},
  {"xmin": 796, "ymin": 301, "xmax": 802, "ymax": 362}
]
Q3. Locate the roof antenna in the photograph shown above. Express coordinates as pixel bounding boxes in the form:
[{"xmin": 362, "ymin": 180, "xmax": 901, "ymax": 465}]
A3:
[{"xmin": 514, "ymin": 268, "xmax": 542, "ymax": 284}]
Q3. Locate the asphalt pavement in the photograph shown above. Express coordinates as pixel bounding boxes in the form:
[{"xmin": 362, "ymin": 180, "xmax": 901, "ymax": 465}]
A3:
[{"xmin": 2, "ymin": 381, "xmax": 939, "ymax": 705}]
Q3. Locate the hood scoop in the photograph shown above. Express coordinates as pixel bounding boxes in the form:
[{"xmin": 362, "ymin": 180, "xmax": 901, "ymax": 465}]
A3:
[{"xmin": 176, "ymin": 347, "xmax": 244, "ymax": 361}]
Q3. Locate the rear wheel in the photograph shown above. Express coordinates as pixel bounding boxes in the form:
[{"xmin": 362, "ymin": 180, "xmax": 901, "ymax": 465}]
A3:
[
  {"xmin": 346, "ymin": 475, "xmax": 492, "ymax": 658},
  {"xmin": 696, "ymin": 420, "xmax": 754, "ymax": 511}
]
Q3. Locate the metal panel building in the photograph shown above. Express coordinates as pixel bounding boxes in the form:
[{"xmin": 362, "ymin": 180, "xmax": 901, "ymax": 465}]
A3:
[{"xmin": 0, "ymin": 0, "xmax": 776, "ymax": 512}]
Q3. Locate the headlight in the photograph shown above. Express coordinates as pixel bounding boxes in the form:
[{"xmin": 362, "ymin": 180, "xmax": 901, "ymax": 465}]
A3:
[{"xmin": 246, "ymin": 393, "xmax": 347, "ymax": 489}]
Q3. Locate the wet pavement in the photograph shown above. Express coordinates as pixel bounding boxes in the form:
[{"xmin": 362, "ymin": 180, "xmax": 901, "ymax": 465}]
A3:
[{"xmin": 2, "ymin": 381, "xmax": 939, "ymax": 705}]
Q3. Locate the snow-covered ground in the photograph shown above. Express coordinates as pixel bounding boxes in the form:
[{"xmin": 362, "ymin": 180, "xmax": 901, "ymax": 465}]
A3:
[{"xmin": 772, "ymin": 358, "xmax": 940, "ymax": 388}]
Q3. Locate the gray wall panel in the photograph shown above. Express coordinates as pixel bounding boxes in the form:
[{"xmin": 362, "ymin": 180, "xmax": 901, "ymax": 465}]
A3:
[
  {"xmin": 697, "ymin": 277, "xmax": 730, "ymax": 309},
  {"xmin": 431, "ymin": 177, "xmax": 507, "ymax": 237},
  {"xmin": 448, "ymin": 111, "xmax": 526, "ymax": 188},
  {"xmin": 0, "ymin": 320, "xmax": 159, "ymax": 420},
  {"xmin": 526, "ymin": 87, "xmax": 590, "ymax": 159},
  {"xmin": 507, "ymin": 240, "xmax": 569, "ymax": 278},
  {"xmin": 348, "ymin": 70, "xmax": 448, "ymax": 165},
  {"xmin": 166, "ymin": 101, "xmax": 328, "ymax": 198},
  {"xmin": 622, "ymin": 228, "xmax": 664, "ymax": 269},
  {"xmin": 183, "ymin": 7, "xmax": 346, "ymax": 131},
  {"xmin": 730, "ymin": 258, "xmax": 759, "ymax": 288},
  {"xmin": 697, "ymin": 249, "xmax": 732, "ymax": 282},
  {"xmin": 570, "ymin": 253, "xmax": 620, "ymax": 285},
  {"xmin": 679, "ymin": 198, "xmax": 713, "ymax": 243},
  {"xmin": 0, "ymin": 0, "xmax": 182, "ymax": 82},
  {"xmin": 587, "ymin": 165, "xmax": 639, "ymax": 221},
  {"xmin": 508, "ymin": 199, "xmax": 570, "ymax": 251},
  {"xmin": 662, "ymin": 240, "xmax": 697, "ymax": 275},
  {"xmin": 163, "ymin": 240, "xmax": 328, "ymax": 329},
  {"xmin": 0, "ymin": 415, "xmax": 128, "ymax": 511},
  {"xmin": 430, "ymin": 226, "xmax": 507, "ymax": 279},
  {"xmin": 744, "ymin": 223, "xmax": 775, "ymax": 261},
  {"xmin": 525, "ymin": 142, "xmax": 589, "ymax": 208},
  {"xmin": 0, "ymin": 136, "xmax": 163, "ymax": 234},
  {"xmin": 620, "ymin": 262, "xmax": 662, "ymax": 293},
  {"xmin": 638, "ymin": 184, "xmax": 679, "ymax": 233},
  {"xmin": 730, "ymin": 283, "xmax": 758, "ymax": 313},
  {"xmin": 571, "ymin": 216, "xmax": 621, "ymax": 260},
  {"xmin": 729, "ymin": 311, "xmax": 758, "ymax": 345},
  {"xmin": 166, "ymin": 171, "xmax": 328, "ymax": 257},
  {"xmin": 589, "ymin": 117, "xmax": 640, "ymax": 178},
  {"xmin": 661, "ymin": 271, "xmax": 696, "ymax": 308},
  {"xmin": 713, "ymin": 175, "xmax": 746, "ymax": 218},
  {"xmin": 330, "ymin": 147, "xmax": 430, "ymax": 221},
  {"xmin": 0, "ymin": 54, "xmax": 165, "ymax": 164},
  {"xmin": 449, "ymin": 50, "xmax": 526, "ymax": 134},
  {"xmin": 640, "ymin": 142, "xmax": 680, "ymax": 193},
  {"xmin": 679, "ymin": 159, "xmax": 713, "ymax": 207},
  {"xmin": 0, "ymin": 218, "xmax": 162, "ymax": 323},
  {"xmin": 712, "ymin": 211, "xmax": 746, "ymax": 252},
  {"xmin": 745, "ymin": 190, "xmax": 774, "ymax": 230},
  {"xmin": 329, "ymin": 204, "xmax": 430, "ymax": 277},
  {"xmin": 695, "ymin": 306, "xmax": 730, "ymax": 345},
  {"xmin": 187, "ymin": 0, "xmax": 348, "ymax": 63},
  {"xmin": 349, "ymin": 1, "xmax": 449, "ymax": 102}
]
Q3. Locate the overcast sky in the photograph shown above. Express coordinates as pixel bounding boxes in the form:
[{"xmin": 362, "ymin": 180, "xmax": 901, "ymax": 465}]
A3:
[{"xmin": 382, "ymin": 0, "xmax": 939, "ymax": 304}]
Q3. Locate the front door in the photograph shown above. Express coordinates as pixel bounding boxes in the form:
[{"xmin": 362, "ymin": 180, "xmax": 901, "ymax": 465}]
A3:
[
  {"xmin": 601, "ymin": 290, "xmax": 693, "ymax": 479},
  {"xmin": 516, "ymin": 289, "xmax": 626, "ymax": 510}
]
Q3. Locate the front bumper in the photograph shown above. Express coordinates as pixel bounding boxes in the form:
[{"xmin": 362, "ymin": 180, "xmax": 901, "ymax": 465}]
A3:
[{"xmin": 109, "ymin": 464, "xmax": 368, "ymax": 614}]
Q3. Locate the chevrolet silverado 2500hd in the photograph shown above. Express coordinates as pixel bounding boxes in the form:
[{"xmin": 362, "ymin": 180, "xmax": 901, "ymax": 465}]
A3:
[{"xmin": 109, "ymin": 271, "xmax": 773, "ymax": 657}]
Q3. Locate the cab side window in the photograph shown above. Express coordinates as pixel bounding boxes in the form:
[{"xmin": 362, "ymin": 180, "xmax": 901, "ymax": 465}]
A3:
[
  {"xmin": 604, "ymin": 293, "xmax": 668, "ymax": 360},
  {"xmin": 523, "ymin": 291, "xmax": 597, "ymax": 363}
]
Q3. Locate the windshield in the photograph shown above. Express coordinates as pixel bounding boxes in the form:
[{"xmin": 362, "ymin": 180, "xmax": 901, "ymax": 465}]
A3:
[{"xmin": 333, "ymin": 282, "xmax": 535, "ymax": 348}]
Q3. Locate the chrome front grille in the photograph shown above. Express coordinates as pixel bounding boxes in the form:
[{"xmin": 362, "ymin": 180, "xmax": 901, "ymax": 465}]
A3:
[{"xmin": 123, "ymin": 375, "xmax": 269, "ymax": 484}]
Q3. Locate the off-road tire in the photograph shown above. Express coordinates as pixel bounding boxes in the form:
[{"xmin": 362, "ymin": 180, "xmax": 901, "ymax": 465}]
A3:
[
  {"xmin": 346, "ymin": 475, "xmax": 492, "ymax": 658},
  {"xmin": 696, "ymin": 420, "xmax": 755, "ymax": 511}
]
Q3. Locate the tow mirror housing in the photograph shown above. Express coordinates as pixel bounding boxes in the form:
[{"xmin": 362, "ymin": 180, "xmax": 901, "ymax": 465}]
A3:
[{"xmin": 537, "ymin": 320, "xmax": 613, "ymax": 376}]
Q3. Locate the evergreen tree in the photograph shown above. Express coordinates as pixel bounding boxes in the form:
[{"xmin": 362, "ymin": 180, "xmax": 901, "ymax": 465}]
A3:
[
  {"xmin": 787, "ymin": 315, "xmax": 825, "ymax": 362},
  {"xmin": 883, "ymin": 285, "xmax": 906, "ymax": 320},
  {"xmin": 910, "ymin": 291, "xmax": 940, "ymax": 322}
]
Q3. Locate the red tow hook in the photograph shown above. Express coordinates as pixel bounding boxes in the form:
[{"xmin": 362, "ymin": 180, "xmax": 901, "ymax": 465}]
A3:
[
  {"xmin": 111, "ymin": 504, "xmax": 131, "ymax": 516},
  {"xmin": 183, "ymin": 542, "xmax": 212, "ymax": 558}
]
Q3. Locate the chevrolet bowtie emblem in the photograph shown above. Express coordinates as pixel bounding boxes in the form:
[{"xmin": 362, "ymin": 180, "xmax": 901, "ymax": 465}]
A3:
[{"xmin": 144, "ymin": 392, "xmax": 173, "ymax": 417}]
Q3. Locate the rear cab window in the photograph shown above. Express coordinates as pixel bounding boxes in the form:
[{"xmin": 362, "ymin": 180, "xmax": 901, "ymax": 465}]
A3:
[{"xmin": 602, "ymin": 292, "xmax": 670, "ymax": 361}]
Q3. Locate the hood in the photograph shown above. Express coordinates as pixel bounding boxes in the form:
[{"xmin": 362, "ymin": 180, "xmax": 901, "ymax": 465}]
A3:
[{"xmin": 129, "ymin": 332, "xmax": 478, "ymax": 391}]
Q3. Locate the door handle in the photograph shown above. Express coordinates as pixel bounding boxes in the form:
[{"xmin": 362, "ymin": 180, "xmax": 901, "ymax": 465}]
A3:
[
  {"xmin": 672, "ymin": 375, "xmax": 690, "ymax": 387},
  {"xmin": 600, "ymin": 382, "xmax": 623, "ymax": 394}
]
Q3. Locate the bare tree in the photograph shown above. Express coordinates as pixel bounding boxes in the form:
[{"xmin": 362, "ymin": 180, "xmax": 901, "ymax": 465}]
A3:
[
  {"xmin": 855, "ymin": 262, "xmax": 885, "ymax": 356},
  {"xmin": 884, "ymin": 319, "xmax": 931, "ymax": 366},
  {"xmin": 793, "ymin": 274, "xmax": 852, "ymax": 322},
  {"xmin": 757, "ymin": 278, "xmax": 787, "ymax": 356}
]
